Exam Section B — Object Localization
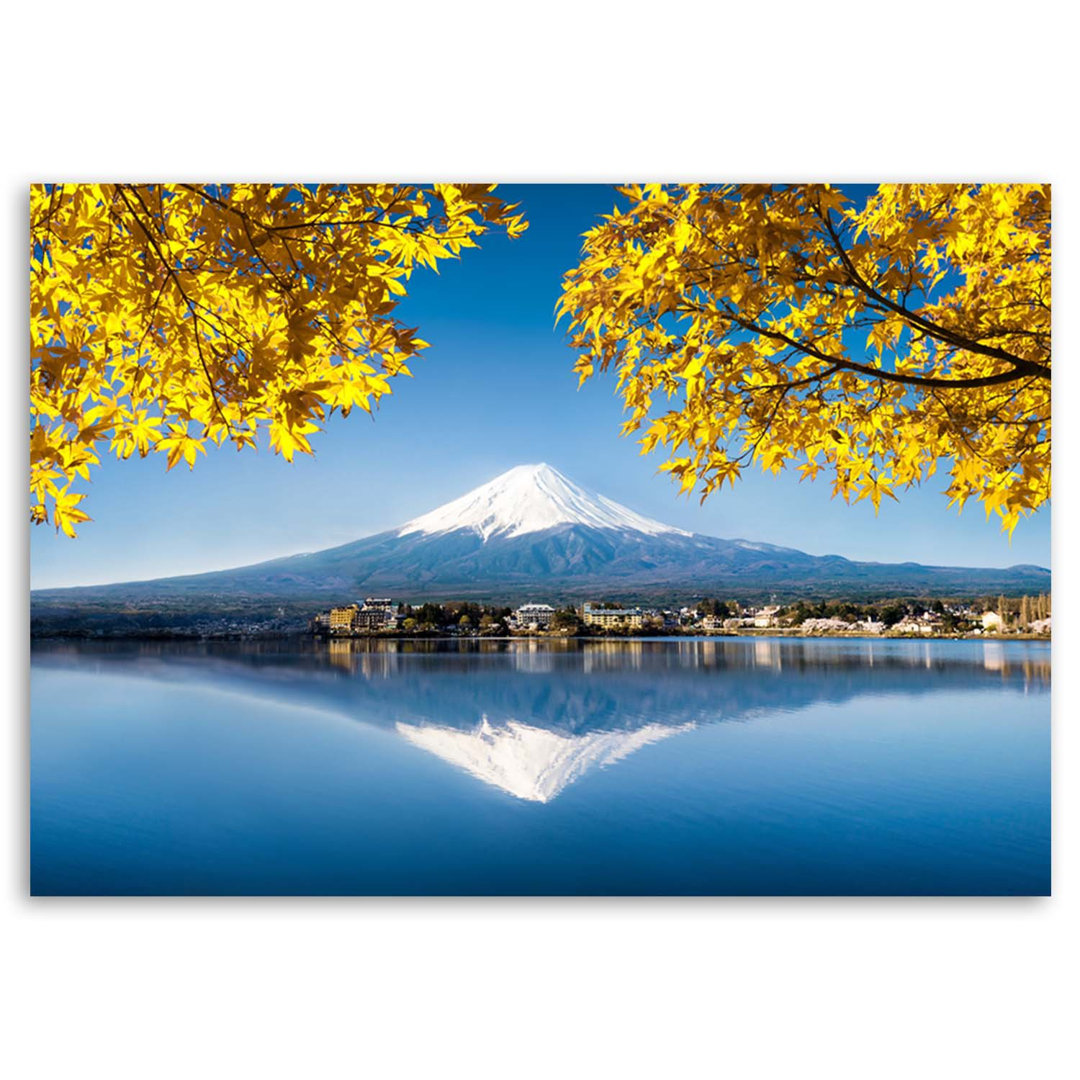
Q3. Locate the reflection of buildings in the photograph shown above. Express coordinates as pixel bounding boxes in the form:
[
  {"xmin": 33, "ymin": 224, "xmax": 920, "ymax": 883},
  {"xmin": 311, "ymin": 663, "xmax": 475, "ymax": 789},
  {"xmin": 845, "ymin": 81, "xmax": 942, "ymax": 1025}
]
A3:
[
  {"xmin": 754, "ymin": 638, "xmax": 782, "ymax": 671},
  {"xmin": 32, "ymin": 637, "xmax": 1051, "ymax": 798},
  {"xmin": 327, "ymin": 637, "xmax": 356, "ymax": 670},
  {"xmin": 326, "ymin": 637, "xmax": 404, "ymax": 676},
  {"xmin": 396, "ymin": 716, "xmax": 693, "ymax": 802},
  {"xmin": 510, "ymin": 643, "xmax": 557, "ymax": 674},
  {"xmin": 582, "ymin": 639, "xmax": 644, "ymax": 673}
]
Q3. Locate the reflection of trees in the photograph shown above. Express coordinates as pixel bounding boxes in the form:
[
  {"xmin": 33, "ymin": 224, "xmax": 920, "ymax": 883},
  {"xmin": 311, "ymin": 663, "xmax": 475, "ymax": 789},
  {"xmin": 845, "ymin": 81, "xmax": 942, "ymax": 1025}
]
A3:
[{"xmin": 32, "ymin": 638, "xmax": 1050, "ymax": 739}]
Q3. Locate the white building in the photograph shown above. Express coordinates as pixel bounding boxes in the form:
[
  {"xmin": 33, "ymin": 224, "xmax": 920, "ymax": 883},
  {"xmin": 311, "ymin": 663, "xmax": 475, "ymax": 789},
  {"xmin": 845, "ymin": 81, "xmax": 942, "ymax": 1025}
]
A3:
[
  {"xmin": 514, "ymin": 603, "xmax": 555, "ymax": 630},
  {"xmin": 753, "ymin": 605, "xmax": 782, "ymax": 628},
  {"xmin": 981, "ymin": 611, "xmax": 1003, "ymax": 631}
]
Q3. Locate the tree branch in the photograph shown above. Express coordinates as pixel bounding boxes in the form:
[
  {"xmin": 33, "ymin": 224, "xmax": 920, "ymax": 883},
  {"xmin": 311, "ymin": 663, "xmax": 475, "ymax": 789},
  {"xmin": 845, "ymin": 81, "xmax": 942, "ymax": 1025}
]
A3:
[
  {"xmin": 813, "ymin": 203, "xmax": 1051, "ymax": 381},
  {"xmin": 115, "ymin": 185, "xmax": 232, "ymax": 434},
  {"xmin": 714, "ymin": 304, "xmax": 1038, "ymax": 390}
]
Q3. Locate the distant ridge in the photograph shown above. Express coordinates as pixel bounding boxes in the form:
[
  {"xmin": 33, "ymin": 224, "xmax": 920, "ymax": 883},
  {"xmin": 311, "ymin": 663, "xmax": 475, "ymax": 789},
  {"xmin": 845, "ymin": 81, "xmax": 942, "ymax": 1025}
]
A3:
[{"xmin": 31, "ymin": 463, "xmax": 1051, "ymax": 619}]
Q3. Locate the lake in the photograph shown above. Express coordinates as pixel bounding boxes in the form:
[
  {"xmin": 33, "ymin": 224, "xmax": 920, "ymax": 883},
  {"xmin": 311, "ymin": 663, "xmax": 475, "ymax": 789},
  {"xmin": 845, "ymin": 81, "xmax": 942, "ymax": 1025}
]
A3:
[{"xmin": 30, "ymin": 637, "xmax": 1051, "ymax": 896}]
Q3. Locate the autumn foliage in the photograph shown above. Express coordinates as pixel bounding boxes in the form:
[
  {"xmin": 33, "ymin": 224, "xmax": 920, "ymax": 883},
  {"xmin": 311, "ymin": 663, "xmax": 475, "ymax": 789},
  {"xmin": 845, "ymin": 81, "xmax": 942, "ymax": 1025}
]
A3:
[
  {"xmin": 558, "ymin": 184, "xmax": 1050, "ymax": 533},
  {"xmin": 31, "ymin": 182, "xmax": 1050, "ymax": 540},
  {"xmin": 30, "ymin": 183, "xmax": 526, "ymax": 536}
]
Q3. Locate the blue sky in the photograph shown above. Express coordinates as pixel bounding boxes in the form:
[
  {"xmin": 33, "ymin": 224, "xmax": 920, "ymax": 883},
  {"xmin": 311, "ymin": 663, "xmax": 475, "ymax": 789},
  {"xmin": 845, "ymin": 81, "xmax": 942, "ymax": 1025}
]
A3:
[{"xmin": 30, "ymin": 183, "xmax": 1051, "ymax": 589}]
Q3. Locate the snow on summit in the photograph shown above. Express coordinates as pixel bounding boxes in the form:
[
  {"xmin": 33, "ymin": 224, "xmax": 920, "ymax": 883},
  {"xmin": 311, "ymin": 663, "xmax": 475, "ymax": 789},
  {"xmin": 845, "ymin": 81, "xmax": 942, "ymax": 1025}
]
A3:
[{"xmin": 397, "ymin": 463, "xmax": 691, "ymax": 541}]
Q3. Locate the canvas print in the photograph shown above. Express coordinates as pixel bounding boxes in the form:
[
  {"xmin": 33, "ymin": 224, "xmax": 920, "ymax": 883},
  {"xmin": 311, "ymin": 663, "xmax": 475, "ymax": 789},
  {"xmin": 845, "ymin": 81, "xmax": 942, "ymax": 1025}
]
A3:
[{"xmin": 29, "ymin": 183, "xmax": 1050, "ymax": 895}]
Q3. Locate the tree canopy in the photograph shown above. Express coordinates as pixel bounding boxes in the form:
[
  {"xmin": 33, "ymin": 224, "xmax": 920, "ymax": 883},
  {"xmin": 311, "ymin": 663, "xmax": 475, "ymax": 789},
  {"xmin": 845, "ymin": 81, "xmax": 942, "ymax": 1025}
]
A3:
[
  {"xmin": 558, "ymin": 184, "xmax": 1050, "ymax": 534},
  {"xmin": 30, "ymin": 183, "xmax": 526, "ymax": 536}
]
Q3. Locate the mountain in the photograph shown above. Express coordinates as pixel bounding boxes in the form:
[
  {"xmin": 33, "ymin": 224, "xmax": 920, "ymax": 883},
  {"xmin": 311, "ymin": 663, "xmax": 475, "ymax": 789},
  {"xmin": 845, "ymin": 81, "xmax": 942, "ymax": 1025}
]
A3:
[
  {"xmin": 398, "ymin": 462, "xmax": 689, "ymax": 540},
  {"xmin": 31, "ymin": 463, "xmax": 1050, "ymax": 622}
]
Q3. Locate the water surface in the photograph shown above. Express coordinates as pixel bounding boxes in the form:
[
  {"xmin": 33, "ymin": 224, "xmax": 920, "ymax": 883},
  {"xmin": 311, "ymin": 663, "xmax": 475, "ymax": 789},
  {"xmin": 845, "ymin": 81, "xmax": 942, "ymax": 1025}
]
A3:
[{"xmin": 31, "ymin": 637, "xmax": 1050, "ymax": 895}]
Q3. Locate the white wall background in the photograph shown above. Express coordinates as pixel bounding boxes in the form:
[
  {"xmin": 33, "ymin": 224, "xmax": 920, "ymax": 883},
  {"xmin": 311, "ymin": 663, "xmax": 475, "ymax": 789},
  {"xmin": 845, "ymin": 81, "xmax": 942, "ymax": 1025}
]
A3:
[{"xmin": 3, "ymin": 3, "xmax": 1074, "ymax": 1078}]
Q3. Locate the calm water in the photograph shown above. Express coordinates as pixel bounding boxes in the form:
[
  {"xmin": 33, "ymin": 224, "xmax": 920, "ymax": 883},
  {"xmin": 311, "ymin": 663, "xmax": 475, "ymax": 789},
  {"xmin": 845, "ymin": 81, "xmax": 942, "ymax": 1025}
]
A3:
[{"xmin": 30, "ymin": 637, "xmax": 1050, "ymax": 895}]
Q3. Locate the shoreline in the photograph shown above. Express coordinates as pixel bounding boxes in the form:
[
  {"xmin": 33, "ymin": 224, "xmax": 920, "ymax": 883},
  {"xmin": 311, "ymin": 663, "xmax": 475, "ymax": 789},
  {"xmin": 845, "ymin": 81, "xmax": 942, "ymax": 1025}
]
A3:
[{"xmin": 30, "ymin": 629, "xmax": 1051, "ymax": 644}]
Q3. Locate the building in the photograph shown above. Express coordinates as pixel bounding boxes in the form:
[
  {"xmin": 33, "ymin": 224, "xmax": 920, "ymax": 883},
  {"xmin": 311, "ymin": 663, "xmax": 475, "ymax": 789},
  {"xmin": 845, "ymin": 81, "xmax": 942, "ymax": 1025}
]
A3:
[
  {"xmin": 582, "ymin": 603, "xmax": 644, "ymax": 630},
  {"xmin": 513, "ymin": 603, "xmax": 555, "ymax": 630},
  {"xmin": 362, "ymin": 597, "xmax": 395, "ymax": 614},
  {"xmin": 753, "ymin": 605, "xmax": 782, "ymax": 628},
  {"xmin": 981, "ymin": 611, "xmax": 1003, "ymax": 632},
  {"xmin": 322, "ymin": 598, "xmax": 398, "ymax": 634},
  {"xmin": 701, "ymin": 615, "xmax": 726, "ymax": 633},
  {"xmin": 328, "ymin": 605, "xmax": 359, "ymax": 632},
  {"xmin": 354, "ymin": 598, "xmax": 399, "ymax": 632}
]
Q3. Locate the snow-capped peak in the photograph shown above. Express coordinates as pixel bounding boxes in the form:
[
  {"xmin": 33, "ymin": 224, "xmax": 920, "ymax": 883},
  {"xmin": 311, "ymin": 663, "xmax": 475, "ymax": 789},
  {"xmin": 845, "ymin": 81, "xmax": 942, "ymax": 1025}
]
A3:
[
  {"xmin": 396, "ymin": 716, "xmax": 694, "ymax": 802},
  {"xmin": 397, "ymin": 463, "xmax": 691, "ymax": 541}
]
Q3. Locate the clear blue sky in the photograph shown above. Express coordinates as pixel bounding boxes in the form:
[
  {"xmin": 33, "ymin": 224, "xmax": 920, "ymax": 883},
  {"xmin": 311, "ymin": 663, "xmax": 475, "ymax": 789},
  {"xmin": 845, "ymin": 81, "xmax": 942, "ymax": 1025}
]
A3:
[{"xmin": 30, "ymin": 184, "xmax": 1051, "ymax": 589}]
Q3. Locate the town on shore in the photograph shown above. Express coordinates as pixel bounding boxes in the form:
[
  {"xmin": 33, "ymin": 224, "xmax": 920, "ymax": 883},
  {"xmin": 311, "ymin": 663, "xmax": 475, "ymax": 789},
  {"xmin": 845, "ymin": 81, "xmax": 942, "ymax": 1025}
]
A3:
[{"xmin": 313, "ymin": 594, "xmax": 1052, "ymax": 640}]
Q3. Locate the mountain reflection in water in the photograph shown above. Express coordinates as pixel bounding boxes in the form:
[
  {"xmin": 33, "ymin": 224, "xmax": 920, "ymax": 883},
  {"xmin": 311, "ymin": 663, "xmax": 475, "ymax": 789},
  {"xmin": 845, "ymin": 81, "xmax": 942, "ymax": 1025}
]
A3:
[{"xmin": 32, "ymin": 637, "xmax": 1050, "ymax": 803}]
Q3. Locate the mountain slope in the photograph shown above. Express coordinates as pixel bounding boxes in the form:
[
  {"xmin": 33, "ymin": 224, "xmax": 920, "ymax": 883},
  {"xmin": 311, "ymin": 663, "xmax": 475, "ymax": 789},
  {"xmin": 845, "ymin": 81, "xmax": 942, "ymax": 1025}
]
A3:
[{"xmin": 31, "ymin": 463, "xmax": 1051, "ymax": 615}]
